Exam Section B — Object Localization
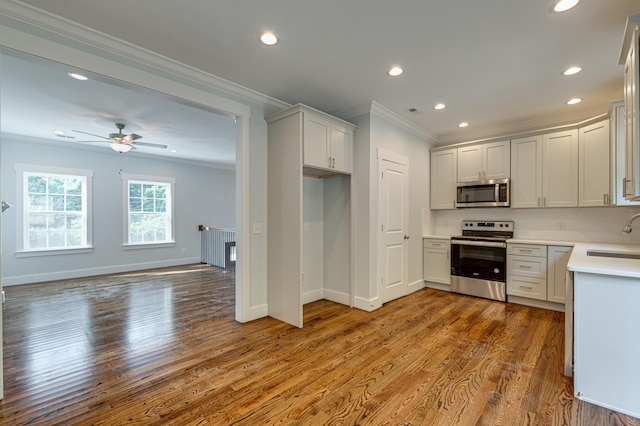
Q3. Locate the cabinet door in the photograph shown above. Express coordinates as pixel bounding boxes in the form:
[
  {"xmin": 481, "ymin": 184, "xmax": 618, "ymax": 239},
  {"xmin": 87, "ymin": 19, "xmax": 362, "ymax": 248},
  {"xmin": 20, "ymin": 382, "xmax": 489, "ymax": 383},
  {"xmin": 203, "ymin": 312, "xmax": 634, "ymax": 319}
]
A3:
[
  {"xmin": 547, "ymin": 246, "xmax": 571, "ymax": 304},
  {"xmin": 431, "ymin": 148, "xmax": 457, "ymax": 210},
  {"xmin": 543, "ymin": 130, "xmax": 578, "ymax": 208},
  {"xmin": 511, "ymin": 136, "xmax": 543, "ymax": 208},
  {"xmin": 424, "ymin": 248, "xmax": 450, "ymax": 284},
  {"xmin": 579, "ymin": 120, "xmax": 611, "ymax": 206},
  {"xmin": 303, "ymin": 114, "xmax": 331, "ymax": 169},
  {"xmin": 483, "ymin": 140, "xmax": 511, "ymax": 180},
  {"xmin": 330, "ymin": 123, "xmax": 352, "ymax": 174},
  {"xmin": 624, "ymin": 28, "xmax": 640, "ymax": 199},
  {"xmin": 457, "ymin": 145, "xmax": 483, "ymax": 182}
]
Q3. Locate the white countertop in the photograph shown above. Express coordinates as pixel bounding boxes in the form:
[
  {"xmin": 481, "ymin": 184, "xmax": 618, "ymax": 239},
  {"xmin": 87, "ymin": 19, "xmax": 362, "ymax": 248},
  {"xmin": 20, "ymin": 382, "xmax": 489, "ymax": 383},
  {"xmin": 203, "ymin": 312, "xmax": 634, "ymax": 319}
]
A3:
[
  {"xmin": 422, "ymin": 235, "xmax": 451, "ymax": 240},
  {"xmin": 507, "ymin": 238, "xmax": 575, "ymax": 246},
  {"xmin": 567, "ymin": 243, "xmax": 640, "ymax": 278}
]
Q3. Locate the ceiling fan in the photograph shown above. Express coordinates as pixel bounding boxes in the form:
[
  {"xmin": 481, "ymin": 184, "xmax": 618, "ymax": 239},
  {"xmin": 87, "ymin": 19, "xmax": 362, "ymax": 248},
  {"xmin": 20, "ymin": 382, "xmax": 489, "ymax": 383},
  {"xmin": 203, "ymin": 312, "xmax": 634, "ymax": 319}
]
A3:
[{"xmin": 73, "ymin": 123, "xmax": 167, "ymax": 153}]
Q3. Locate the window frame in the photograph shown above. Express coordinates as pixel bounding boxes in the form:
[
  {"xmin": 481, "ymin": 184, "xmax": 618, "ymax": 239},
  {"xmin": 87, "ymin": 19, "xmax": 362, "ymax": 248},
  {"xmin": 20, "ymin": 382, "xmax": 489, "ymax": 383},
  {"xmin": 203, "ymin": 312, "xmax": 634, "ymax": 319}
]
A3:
[
  {"xmin": 15, "ymin": 164, "xmax": 94, "ymax": 257},
  {"xmin": 122, "ymin": 173, "xmax": 176, "ymax": 249}
]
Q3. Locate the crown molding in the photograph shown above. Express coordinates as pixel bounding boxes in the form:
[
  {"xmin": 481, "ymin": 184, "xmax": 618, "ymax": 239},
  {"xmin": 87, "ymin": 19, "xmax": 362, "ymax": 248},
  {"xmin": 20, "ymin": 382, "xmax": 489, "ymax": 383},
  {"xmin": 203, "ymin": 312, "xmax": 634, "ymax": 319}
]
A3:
[
  {"xmin": 335, "ymin": 101, "xmax": 438, "ymax": 143},
  {"xmin": 0, "ymin": 0, "xmax": 290, "ymax": 116}
]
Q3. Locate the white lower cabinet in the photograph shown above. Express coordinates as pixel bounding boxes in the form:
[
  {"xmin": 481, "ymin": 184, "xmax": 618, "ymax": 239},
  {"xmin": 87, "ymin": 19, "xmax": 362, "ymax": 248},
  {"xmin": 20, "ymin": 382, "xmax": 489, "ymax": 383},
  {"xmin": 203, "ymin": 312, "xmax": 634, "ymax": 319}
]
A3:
[
  {"xmin": 507, "ymin": 243, "xmax": 572, "ymax": 309},
  {"xmin": 423, "ymin": 239, "xmax": 450, "ymax": 285}
]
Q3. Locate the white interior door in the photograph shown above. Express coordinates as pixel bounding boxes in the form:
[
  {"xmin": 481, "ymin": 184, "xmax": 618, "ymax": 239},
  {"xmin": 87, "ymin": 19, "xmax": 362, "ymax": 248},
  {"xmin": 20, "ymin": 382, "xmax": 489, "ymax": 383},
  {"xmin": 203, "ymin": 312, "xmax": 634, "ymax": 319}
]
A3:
[{"xmin": 378, "ymin": 153, "xmax": 409, "ymax": 304}]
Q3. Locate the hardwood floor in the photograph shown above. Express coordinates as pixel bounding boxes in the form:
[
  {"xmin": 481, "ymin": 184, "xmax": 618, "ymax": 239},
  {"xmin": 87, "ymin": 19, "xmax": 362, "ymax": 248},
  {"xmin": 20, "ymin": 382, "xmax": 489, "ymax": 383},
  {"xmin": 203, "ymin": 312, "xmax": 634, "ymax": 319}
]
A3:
[{"xmin": 0, "ymin": 264, "xmax": 638, "ymax": 425}]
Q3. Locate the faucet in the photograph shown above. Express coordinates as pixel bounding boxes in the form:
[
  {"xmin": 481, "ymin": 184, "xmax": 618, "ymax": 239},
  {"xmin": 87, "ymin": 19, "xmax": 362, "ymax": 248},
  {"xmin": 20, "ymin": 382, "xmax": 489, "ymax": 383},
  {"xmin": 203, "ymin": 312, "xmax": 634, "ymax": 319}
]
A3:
[{"xmin": 621, "ymin": 212, "xmax": 640, "ymax": 234}]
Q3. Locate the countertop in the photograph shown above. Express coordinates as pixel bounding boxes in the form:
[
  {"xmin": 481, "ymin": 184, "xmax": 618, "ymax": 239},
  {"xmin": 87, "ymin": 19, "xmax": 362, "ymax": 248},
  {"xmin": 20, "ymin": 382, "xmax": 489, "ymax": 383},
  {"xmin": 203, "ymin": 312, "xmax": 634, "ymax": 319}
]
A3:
[{"xmin": 567, "ymin": 243, "xmax": 640, "ymax": 278}]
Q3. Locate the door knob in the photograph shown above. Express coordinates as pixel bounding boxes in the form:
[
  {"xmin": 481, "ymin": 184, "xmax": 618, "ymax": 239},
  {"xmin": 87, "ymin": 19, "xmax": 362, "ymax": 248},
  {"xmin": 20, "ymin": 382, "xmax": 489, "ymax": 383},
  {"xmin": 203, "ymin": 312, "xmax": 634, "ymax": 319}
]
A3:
[
  {"xmin": 1, "ymin": 201, "xmax": 12, "ymax": 213},
  {"xmin": 404, "ymin": 235, "xmax": 410, "ymax": 240}
]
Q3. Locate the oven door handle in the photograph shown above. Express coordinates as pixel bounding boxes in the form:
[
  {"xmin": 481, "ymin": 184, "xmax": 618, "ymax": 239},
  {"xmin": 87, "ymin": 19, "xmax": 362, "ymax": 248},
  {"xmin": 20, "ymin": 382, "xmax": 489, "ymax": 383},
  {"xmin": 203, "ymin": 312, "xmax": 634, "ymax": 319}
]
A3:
[{"xmin": 451, "ymin": 240, "xmax": 507, "ymax": 248}]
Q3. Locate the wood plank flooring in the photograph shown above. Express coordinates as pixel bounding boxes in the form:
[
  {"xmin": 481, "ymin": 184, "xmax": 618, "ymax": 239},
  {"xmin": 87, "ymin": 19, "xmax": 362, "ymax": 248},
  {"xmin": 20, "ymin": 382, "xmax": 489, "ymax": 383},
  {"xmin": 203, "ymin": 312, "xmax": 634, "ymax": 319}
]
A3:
[{"xmin": 0, "ymin": 264, "xmax": 638, "ymax": 425}]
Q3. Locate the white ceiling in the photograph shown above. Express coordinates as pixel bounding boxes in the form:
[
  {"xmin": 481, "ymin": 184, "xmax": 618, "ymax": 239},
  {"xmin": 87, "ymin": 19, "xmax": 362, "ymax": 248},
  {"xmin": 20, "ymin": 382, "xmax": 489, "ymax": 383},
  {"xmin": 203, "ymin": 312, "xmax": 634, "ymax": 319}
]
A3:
[
  {"xmin": 1, "ymin": 52, "xmax": 238, "ymax": 167},
  {"xmin": 5, "ymin": 0, "xmax": 640, "ymax": 155}
]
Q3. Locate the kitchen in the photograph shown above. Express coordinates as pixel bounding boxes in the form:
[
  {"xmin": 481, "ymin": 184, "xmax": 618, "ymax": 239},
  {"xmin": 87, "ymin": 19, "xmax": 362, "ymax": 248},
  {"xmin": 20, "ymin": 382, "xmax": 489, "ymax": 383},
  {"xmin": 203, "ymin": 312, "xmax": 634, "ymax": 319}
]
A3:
[{"xmin": 422, "ymin": 14, "xmax": 640, "ymax": 417}]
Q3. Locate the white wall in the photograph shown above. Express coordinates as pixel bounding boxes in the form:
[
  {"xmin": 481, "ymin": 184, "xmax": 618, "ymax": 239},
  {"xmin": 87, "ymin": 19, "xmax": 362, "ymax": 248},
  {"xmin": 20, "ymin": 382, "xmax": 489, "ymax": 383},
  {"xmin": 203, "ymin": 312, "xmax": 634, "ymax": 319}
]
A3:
[
  {"xmin": 1, "ymin": 135, "xmax": 235, "ymax": 285},
  {"xmin": 427, "ymin": 206, "xmax": 640, "ymax": 244},
  {"xmin": 303, "ymin": 177, "xmax": 324, "ymax": 302},
  {"xmin": 348, "ymin": 102, "xmax": 432, "ymax": 310}
]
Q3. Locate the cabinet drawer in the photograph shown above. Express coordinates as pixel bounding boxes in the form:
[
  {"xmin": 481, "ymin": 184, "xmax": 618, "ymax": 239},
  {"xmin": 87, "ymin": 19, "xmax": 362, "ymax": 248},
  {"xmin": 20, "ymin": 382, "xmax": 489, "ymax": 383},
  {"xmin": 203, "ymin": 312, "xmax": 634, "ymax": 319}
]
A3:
[
  {"xmin": 424, "ymin": 239, "xmax": 450, "ymax": 249},
  {"xmin": 507, "ymin": 275, "xmax": 547, "ymax": 300},
  {"xmin": 508, "ymin": 255, "xmax": 547, "ymax": 278},
  {"xmin": 508, "ymin": 244, "xmax": 546, "ymax": 257}
]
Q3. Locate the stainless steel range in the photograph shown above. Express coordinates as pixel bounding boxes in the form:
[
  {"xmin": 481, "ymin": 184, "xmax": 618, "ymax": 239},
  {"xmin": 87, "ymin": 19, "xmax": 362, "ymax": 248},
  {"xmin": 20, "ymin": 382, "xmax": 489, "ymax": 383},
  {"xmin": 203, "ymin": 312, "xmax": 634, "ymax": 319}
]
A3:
[{"xmin": 450, "ymin": 220, "xmax": 514, "ymax": 302}]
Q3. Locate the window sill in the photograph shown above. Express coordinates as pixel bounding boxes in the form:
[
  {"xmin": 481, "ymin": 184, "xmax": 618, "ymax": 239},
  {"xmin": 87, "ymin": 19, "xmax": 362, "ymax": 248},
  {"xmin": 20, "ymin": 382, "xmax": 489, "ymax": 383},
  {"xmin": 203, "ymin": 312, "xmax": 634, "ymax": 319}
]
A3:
[
  {"xmin": 122, "ymin": 242, "xmax": 176, "ymax": 250},
  {"xmin": 16, "ymin": 246, "xmax": 94, "ymax": 258}
]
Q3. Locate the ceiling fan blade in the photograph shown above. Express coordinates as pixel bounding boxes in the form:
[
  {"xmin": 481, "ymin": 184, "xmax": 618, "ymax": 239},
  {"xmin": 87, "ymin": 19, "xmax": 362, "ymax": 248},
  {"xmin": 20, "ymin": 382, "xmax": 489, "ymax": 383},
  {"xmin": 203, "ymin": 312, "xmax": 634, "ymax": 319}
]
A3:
[
  {"xmin": 73, "ymin": 130, "xmax": 109, "ymax": 139},
  {"xmin": 124, "ymin": 133, "xmax": 142, "ymax": 143},
  {"xmin": 132, "ymin": 141, "xmax": 167, "ymax": 149},
  {"xmin": 77, "ymin": 140, "xmax": 108, "ymax": 143}
]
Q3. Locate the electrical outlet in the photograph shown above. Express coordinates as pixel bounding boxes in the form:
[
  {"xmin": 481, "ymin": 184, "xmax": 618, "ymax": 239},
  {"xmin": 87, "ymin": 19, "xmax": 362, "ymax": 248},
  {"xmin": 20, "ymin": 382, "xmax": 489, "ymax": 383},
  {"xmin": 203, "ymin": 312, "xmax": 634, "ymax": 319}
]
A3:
[
  {"xmin": 558, "ymin": 222, "xmax": 566, "ymax": 231},
  {"xmin": 253, "ymin": 222, "xmax": 263, "ymax": 234}
]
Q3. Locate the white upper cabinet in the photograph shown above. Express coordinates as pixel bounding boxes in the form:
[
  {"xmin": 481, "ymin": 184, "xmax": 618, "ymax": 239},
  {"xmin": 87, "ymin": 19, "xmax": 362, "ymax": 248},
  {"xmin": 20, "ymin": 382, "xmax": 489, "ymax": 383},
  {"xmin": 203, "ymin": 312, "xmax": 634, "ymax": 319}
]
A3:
[
  {"xmin": 431, "ymin": 148, "xmax": 457, "ymax": 210},
  {"xmin": 511, "ymin": 130, "xmax": 578, "ymax": 208},
  {"xmin": 543, "ymin": 130, "xmax": 578, "ymax": 208},
  {"xmin": 457, "ymin": 140, "xmax": 510, "ymax": 182},
  {"xmin": 511, "ymin": 136, "xmax": 543, "ymax": 208},
  {"xmin": 579, "ymin": 119, "xmax": 611, "ymax": 206},
  {"xmin": 621, "ymin": 17, "xmax": 640, "ymax": 200},
  {"xmin": 303, "ymin": 110, "xmax": 352, "ymax": 174}
]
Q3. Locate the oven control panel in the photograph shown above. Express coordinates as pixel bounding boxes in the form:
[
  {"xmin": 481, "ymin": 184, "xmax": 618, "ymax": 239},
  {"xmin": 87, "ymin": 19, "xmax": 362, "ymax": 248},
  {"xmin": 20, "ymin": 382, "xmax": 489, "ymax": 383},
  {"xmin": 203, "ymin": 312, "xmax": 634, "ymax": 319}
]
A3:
[{"xmin": 461, "ymin": 220, "xmax": 514, "ymax": 231}]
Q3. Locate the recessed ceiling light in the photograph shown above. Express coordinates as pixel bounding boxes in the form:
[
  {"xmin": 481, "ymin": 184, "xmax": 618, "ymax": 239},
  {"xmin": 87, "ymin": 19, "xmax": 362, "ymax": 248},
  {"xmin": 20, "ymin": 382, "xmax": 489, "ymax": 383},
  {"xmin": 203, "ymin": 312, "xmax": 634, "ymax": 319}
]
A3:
[
  {"xmin": 53, "ymin": 130, "xmax": 65, "ymax": 136},
  {"xmin": 170, "ymin": 149, "xmax": 179, "ymax": 153},
  {"xmin": 434, "ymin": 103, "xmax": 446, "ymax": 110},
  {"xmin": 260, "ymin": 32, "xmax": 278, "ymax": 46},
  {"xmin": 567, "ymin": 98, "xmax": 582, "ymax": 105},
  {"xmin": 551, "ymin": 0, "xmax": 579, "ymax": 13},
  {"xmin": 458, "ymin": 122, "xmax": 469, "ymax": 128},
  {"xmin": 387, "ymin": 66, "xmax": 404, "ymax": 77},
  {"xmin": 67, "ymin": 72, "xmax": 88, "ymax": 81},
  {"xmin": 563, "ymin": 66, "xmax": 582, "ymax": 76}
]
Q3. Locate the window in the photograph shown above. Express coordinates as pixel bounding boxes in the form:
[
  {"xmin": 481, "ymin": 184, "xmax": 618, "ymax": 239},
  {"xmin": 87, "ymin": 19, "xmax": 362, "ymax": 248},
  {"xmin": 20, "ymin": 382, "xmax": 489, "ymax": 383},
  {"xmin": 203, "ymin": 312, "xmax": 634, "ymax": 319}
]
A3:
[
  {"xmin": 16, "ymin": 164, "xmax": 93, "ymax": 255},
  {"xmin": 123, "ymin": 174, "xmax": 175, "ymax": 247}
]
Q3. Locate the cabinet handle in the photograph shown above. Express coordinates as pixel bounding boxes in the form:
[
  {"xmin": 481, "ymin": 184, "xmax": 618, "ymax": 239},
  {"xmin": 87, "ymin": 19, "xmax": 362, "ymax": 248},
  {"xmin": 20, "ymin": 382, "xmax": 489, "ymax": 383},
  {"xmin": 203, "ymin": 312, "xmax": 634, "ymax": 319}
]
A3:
[
  {"xmin": 332, "ymin": 157, "xmax": 336, "ymax": 168},
  {"xmin": 543, "ymin": 197, "xmax": 546, "ymax": 207},
  {"xmin": 520, "ymin": 286, "xmax": 533, "ymax": 290},
  {"xmin": 537, "ymin": 197, "xmax": 541, "ymax": 207},
  {"xmin": 623, "ymin": 177, "xmax": 630, "ymax": 197},
  {"xmin": 520, "ymin": 249, "xmax": 532, "ymax": 253},
  {"xmin": 519, "ymin": 265, "xmax": 533, "ymax": 269},
  {"xmin": 328, "ymin": 157, "xmax": 332, "ymax": 168}
]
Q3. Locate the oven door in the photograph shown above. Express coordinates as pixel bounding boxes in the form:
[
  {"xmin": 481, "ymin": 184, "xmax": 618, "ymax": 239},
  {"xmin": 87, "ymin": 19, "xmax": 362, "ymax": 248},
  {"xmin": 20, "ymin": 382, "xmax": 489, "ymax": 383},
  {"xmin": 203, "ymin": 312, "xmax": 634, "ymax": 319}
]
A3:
[{"xmin": 450, "ymin": 239, "xmax": 506, "ymax": 282}]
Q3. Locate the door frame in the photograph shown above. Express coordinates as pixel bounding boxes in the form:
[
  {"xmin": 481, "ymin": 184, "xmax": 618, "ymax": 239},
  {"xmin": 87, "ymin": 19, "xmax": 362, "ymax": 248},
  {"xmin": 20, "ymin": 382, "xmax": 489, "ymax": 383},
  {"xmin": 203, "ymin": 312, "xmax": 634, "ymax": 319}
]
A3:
[{"xmin": 376, "ymin": 148, "xmax": 410, "ymax": 304}]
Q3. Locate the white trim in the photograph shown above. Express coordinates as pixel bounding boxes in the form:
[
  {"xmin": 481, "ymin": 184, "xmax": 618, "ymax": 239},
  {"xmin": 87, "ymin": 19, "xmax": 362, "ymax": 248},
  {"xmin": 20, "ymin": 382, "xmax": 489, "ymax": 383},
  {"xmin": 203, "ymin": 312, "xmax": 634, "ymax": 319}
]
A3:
[
  {"xmin": 322, "ymin": 289, "xmax": 351, "ymax": 306},
  {"xmin": 407, "ymin": 279, "xmax": 426, "ymax": 293},
  {"xmin": 2, "ymin": 256, "xmax": 201, "ymax": 286},
  {"xmin": 122, "ymin": 242, "xmax": 176, "ymax": 250},
  {"xmin": 15, "ymin": 246, "xmax": 93, "ymax": 257},
  {"xmin": 353, "ymin": 295, "xmax": 381, "ymax": 312},
  {"xmin": 377, "ymin": 148, "xmax": 410, "ymax": 166}
]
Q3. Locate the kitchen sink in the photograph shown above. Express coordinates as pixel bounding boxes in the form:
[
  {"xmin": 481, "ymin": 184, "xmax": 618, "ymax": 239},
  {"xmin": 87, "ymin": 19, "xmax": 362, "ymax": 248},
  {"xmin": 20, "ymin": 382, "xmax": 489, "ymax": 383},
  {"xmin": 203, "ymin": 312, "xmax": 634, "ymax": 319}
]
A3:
[{"xmin": 586, "ymin": 251, "xmax": 640, "ymax": 260}]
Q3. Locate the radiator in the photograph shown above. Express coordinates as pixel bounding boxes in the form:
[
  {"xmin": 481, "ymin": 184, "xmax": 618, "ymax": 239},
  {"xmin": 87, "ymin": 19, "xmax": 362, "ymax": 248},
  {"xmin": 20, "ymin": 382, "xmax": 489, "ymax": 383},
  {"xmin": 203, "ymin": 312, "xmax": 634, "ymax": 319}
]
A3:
[{"xmin": 199, "ymin": 226, "xmax": 236, "ymax": 271}]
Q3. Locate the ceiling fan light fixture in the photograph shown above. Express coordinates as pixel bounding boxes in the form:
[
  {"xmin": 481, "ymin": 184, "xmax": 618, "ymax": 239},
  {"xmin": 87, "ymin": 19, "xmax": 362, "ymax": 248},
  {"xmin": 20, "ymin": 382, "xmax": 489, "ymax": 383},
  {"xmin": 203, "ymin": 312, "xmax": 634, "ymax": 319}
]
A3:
[
  {"xmin": 563, "ymin": 66, "xmax": 582, "ymax": 76},
  {"xmin": 110, "ymin": 142, "xmax": 132, "ymax": 153},
  {"xmin": 260, "ymin": 32, "xmax": 278, "ymax": 46},
  {"xmin": 67, "ymin": 72, "xmax": 88, "ymax": 81}
]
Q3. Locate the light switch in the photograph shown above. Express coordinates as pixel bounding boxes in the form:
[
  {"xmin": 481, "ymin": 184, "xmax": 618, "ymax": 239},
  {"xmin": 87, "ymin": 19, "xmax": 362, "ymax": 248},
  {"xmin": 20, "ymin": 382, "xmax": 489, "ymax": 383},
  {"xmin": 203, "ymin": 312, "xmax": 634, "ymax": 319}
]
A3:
[
  {"xmin": 253, "ymin": 222, "xmax": 263, "ymax": 234},
  {"xmin": 304, "ymin": 222, "xmax": 309, "ymax": 232}
]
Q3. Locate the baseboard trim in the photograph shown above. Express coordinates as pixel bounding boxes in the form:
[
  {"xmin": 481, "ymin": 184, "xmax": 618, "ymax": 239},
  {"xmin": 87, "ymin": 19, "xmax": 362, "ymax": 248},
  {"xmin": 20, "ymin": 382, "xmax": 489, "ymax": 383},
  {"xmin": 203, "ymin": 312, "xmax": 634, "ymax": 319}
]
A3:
[
  {"xmin": 302, "ymin": 289, "xmax": 324, "ymax": 305},
  {"xmin": 407, "ymin": 279, "xmax": 426, "ymax": 293},
  {"xmin": 424, "ymin": 281, "xmax": 451, "ymax": 292},
  {"xmin": 323, "ymin": 289, "xmax": 350, "ymax": 306},
  {"xmin": 507, "ymin": 295, "xmax": 565, "ymax": 312},
  {"xmin": 3, "ymin": 257, "xmax": 202, "ymax": 286},
  {"xmin": 354, "ymin": 295, "xmax": 380, "ymax": 312}
]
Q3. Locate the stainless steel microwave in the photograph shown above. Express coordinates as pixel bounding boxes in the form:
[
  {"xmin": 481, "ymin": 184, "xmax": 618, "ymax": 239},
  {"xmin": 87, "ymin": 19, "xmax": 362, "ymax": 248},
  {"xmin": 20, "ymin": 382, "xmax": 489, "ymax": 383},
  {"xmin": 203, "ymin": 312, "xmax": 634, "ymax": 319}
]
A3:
[{"xmin": 456, "ymin": 179, "xmax": 510, "ymax": 208}]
